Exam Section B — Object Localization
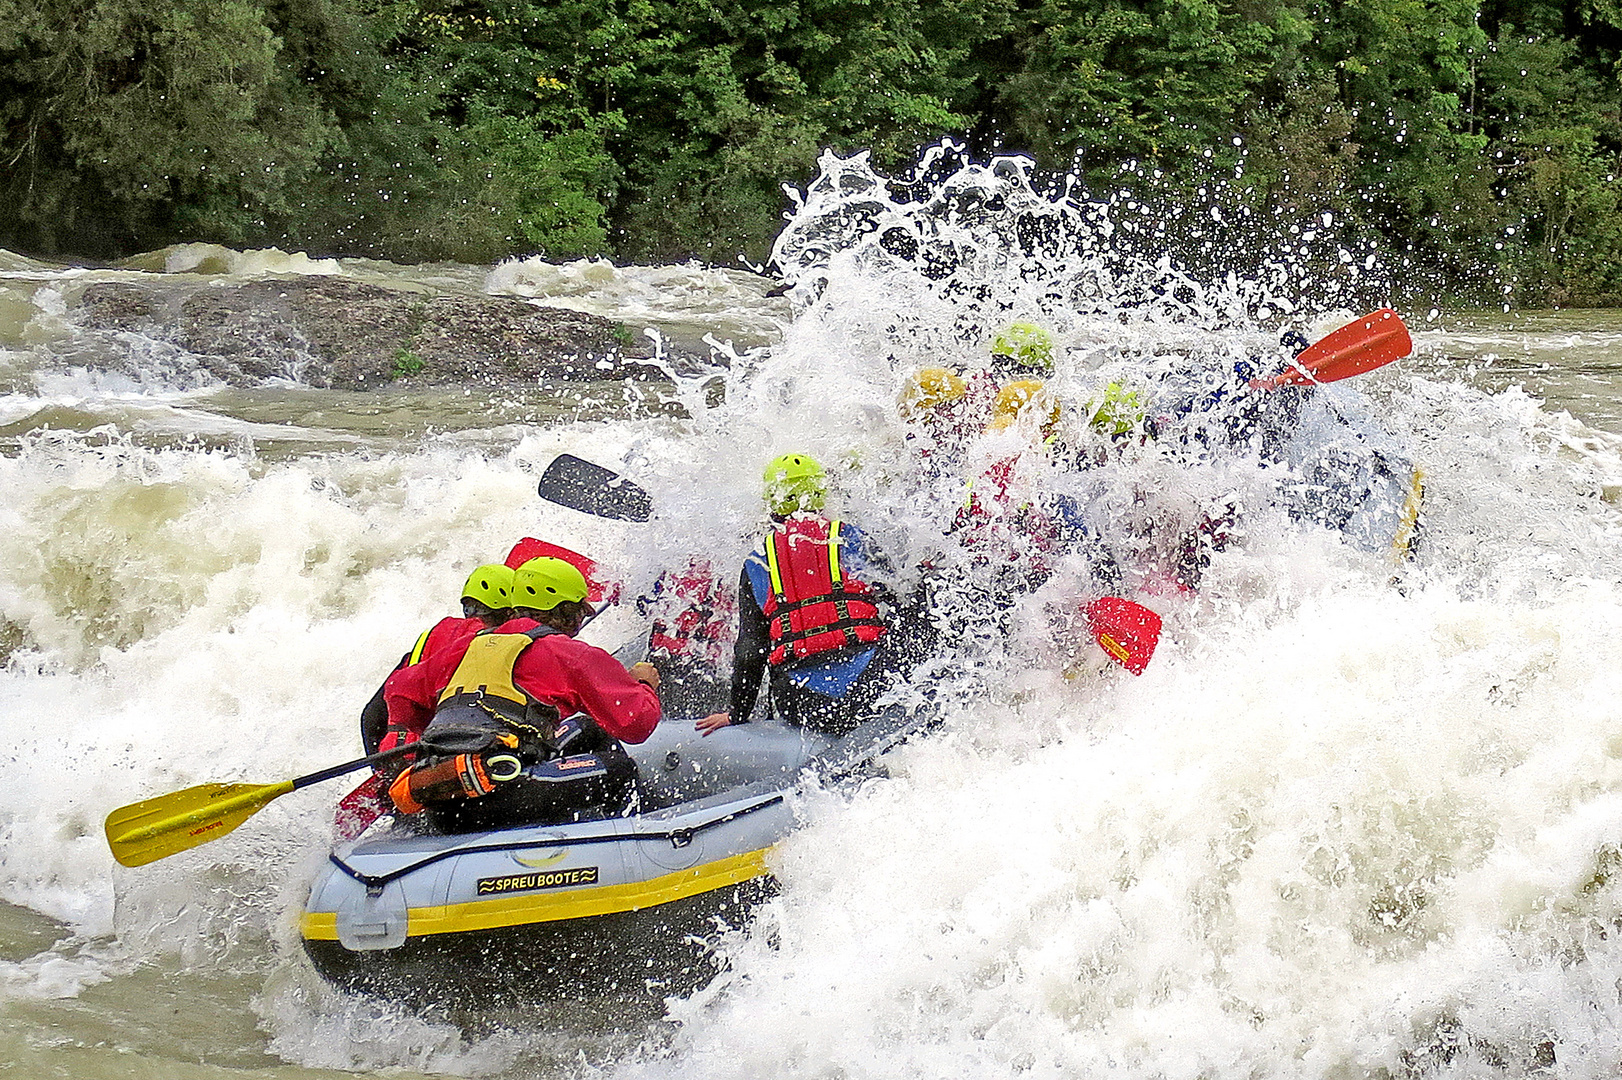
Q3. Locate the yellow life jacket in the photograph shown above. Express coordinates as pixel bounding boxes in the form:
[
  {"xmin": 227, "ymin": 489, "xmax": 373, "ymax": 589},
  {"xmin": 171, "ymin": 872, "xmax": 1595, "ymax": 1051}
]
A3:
[
  {"xmin": 438, "ymin": 631, "xmax": 539, "ymax": 711},
  {"xmin": 430, "ymin": 626, "xmax": 563, "ymax": 750}
]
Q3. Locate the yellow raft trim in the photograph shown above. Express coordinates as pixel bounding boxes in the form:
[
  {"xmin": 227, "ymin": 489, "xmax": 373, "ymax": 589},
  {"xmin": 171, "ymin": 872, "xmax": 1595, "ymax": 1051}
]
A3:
[
  {"xmin": 301, "ymin": 847, "xmax": 772, "ymax": 941},
  {"xmin": 1391, "ymin": 467, "xmax": 1426, "ymax": 562}
]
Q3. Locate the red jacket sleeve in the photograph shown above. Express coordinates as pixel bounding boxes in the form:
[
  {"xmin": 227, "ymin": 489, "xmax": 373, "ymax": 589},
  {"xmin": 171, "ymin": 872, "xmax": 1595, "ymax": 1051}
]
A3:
[
  {"xmin": 515, "ymin": 637, "xmax": 662, "ymax": 745},
  {"xmin": 381, "ymin": 661, "xmax": 438, "ymax": 747},
  {"xmin": 569, "ymin": 642, "xmax": 662, "ymax": 744}
]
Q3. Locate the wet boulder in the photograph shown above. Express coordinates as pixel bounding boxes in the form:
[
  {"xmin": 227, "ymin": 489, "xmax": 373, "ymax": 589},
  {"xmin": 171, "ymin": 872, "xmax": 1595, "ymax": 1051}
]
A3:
[{"xmin": 72, "ymin": 277, "xmax": 662, "ymax": 390}]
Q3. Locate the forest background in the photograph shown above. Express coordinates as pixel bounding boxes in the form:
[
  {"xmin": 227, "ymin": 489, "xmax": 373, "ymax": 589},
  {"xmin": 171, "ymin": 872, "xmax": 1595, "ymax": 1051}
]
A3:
[{"xmin": 1, "ymin": 0, "xmax": 1619, "ymax": 305}]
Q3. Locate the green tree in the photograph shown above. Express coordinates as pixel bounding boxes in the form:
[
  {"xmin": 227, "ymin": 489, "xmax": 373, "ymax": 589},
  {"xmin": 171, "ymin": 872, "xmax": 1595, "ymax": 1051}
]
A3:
[
  {"xmin": 1472, "ymin": 17, "xmax": 1622, "ymax": 301},
  {"xmin": 0, "ymin": 0, "xmax": 370, "ymax": 256},
  {"xmin": 392, "ymin": 0, "xmax": 1003, "ymax": 261},
  {"xmin": 2, "ymin": 0, "xmax": 1620, "ymax": 300},
  {"xmin": 994, "ymin": 0, "xmax": 1310, "ymax": 169}
]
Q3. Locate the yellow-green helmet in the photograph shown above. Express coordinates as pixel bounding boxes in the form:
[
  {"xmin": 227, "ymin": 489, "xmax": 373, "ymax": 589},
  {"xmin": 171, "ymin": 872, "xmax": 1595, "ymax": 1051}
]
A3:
[
  {"xmin": 512, "ymin": 557, "xmax": 590, "ymax": 610},
  {"xmin": 461, "ymin": 563, "xmax": 514, "ymax": 611},
  {"xmin": 989, "ymin": 322, "xmax": 1055, "ymax": 373},
  {"xmin": 1085, "ymin": 381, "xmax": 1148, "ymax": 437},
  {"xmin": 762, "ymin": 452, "xmax": 827, "ymax": 517}
]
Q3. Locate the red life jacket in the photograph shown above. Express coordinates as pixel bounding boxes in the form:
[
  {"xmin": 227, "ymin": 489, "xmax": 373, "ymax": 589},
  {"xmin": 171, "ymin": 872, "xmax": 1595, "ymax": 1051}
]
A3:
[
  {"xmin": 646, "ymin": 558, "xmax": 734, "ymax": 664},
  {"xmin": 762, "ymin": 518, "xmax": 887, "ymax": 667}
]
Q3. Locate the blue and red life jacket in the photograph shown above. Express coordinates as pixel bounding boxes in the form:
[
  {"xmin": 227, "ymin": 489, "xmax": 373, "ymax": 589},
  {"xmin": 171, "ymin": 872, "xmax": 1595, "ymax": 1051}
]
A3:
[{"xmin": 762, "ymin": 517, "xmax": 887, "ymax": 667}]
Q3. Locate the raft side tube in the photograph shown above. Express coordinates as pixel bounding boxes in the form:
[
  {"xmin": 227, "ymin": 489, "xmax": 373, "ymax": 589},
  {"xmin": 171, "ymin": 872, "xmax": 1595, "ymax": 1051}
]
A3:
[
  {"xmin": 303, "ymin": 721, "xmax": 830, "ymax": 951},
  {"xmin": 626, "ymin": 719, "xmax": 831, "ymax": 809},
  {"xmin": 301, "ymin": 705, "xmax": 938, "ymax": 999}
]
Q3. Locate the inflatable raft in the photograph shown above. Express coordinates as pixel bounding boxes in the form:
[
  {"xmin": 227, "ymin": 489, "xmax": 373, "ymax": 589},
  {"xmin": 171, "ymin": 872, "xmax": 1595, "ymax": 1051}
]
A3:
[
  {"xmin": 1267, "ymin": 383, "xmax": 1425, "ymax": 561},
  {"xmin": 301, "ymin": 707, "xmax": 925, "ymax": 1002},
  {"xmin": 1161, "ymin": 372, "xmax": 1426, "ymax": 565}
]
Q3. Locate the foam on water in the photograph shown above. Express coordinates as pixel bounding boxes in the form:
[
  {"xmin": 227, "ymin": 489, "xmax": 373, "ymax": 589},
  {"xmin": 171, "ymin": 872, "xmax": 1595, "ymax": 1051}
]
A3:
[
  {"xmin": 155, "ymin": 244, "xmax": 346, "ymax": 279},
  {"xmin": 628, "ymin": 574, "xmax": 1622, "ymax": 1078},
  {"xmin": 608, "ymin": 152, "xmax": 1622, "ymax": 1077},
  {"xmin": 2, "ymin": 147, "xmax": 1622, "ymax": 1077},
  {"xmin": 0, "ymin": 422, "xmax": 671, "ymax": 1070},
  {"xmin": 485, "ymin": 256, "xmax": 791, "ymax": 352}
]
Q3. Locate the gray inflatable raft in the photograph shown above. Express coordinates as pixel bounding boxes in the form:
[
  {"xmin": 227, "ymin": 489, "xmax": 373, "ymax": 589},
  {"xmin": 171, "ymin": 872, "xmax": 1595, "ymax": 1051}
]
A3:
[
  {"xmin": 1269, "ymin": 383, "xmax": 1425, "ymax": 560},
  {"xmin": 301, "ymin": 707, "xmax": 925, "ymax": 1002}
]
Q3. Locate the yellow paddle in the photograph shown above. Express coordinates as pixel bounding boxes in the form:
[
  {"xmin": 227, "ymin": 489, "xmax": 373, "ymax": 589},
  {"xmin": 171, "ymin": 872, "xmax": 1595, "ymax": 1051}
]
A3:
[{"xmin": 105, "ymin": 746, "xmax": 409, "ymax": 867}]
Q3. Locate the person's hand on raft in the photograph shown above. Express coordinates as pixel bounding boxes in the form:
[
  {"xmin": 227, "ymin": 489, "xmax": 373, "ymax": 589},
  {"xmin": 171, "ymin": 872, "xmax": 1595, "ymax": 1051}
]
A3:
[
  {"xmin": 696, "ymin": 712, "xmax": 732, "ymax": 736},
  {"xmin": 627, "ymin": 662, "xmax": 661, "ymax": 691}
]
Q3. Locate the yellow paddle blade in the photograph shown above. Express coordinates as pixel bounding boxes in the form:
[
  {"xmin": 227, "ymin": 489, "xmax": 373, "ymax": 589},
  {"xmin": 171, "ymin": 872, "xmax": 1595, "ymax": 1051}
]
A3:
[{"xmin": 104, "ymin": 780, "xmax": 296, "ymax": 868}]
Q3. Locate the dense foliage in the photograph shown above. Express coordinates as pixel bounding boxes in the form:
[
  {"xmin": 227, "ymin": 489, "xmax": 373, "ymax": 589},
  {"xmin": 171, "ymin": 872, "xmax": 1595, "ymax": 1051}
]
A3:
[{"xmin": 2, "ymin": 0, "xmax": 1618, "ymax": 302}]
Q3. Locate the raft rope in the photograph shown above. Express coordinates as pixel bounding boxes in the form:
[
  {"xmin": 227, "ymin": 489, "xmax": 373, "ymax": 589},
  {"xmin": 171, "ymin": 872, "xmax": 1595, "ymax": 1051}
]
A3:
[{"xmin": 326, "ymin": 791, "xmax": 787, "ymax": 892}]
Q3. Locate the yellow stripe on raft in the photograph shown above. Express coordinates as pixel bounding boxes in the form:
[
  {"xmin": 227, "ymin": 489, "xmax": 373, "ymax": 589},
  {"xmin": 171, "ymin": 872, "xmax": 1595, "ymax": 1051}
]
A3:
[{"xmin": 301, "ymin": 847, "xmax": 773, "ymax": 941}]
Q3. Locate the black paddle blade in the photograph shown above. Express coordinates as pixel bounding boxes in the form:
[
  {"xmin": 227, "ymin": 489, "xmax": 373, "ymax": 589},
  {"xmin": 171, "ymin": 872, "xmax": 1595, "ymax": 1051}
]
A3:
[{"xmin": 537, "ymin": 454, "xmax": 653, "ymax": 522}]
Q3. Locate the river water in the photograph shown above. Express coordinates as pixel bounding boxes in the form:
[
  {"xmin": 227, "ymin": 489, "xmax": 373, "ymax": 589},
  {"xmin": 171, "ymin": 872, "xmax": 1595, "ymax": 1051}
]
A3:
[{"xmin": 4, "ymin": 152, "xmax": 1622, "ymax": 1079}]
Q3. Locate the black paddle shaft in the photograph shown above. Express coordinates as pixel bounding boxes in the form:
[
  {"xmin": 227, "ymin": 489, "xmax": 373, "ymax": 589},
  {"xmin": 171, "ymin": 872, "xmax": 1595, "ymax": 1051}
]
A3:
[
  {"xmin": 537, "ymin": 454, "xmax": 653, "ymax": 522},
  {"xmin": 291, "ymin": 744, "xmax": 415, "ymax": 791}
]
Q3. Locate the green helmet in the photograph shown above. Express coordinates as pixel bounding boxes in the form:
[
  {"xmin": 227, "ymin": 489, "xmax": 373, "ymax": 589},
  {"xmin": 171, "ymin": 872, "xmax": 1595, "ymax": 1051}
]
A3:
[
  {"xmin": 512, "ymin": 557, "xmax": 590, "ymax": 610},
  {"xmin": 461, "ymin": 563, "xmax": 514, "ymax": 611},
  {"xmin": 1085, "ymin": 381, "xmax": 1148, "ymax": 437},
  {"xmin": 762, "ymin": 452, "xmax": 827, "ymax": 517},
  {"xmin": 989, "ymin": 322, "xmax": 1055, "ymax": 373}
]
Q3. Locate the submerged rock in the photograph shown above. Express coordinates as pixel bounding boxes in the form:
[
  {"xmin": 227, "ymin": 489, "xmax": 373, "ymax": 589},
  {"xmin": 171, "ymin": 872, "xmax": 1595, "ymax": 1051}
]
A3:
[{"xmin": 73, "ymin": 277, "xmax": 663, "ymax": 390}]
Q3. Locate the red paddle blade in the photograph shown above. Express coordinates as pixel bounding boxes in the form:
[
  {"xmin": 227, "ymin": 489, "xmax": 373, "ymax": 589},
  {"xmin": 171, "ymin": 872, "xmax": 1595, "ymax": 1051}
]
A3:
[
  {"xmin": 1256, "ymin": 308, "xmax": 1412, "ymax": 389},
  {"xmin": 1084, "ymin": 596, "xmax": 1162, "ymax": 675},
  {"xmin": 334, "ymin": 774, "xmax": 386, "ymax": 841},
  {"xmin": 504, "ymin": 538, "xmax": 619, "ymax": 603}
]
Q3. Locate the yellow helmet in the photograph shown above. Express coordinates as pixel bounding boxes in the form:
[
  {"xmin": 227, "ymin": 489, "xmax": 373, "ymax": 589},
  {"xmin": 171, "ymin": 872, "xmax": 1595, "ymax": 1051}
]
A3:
[
  {"xmin": 512, "ymin": 557, "xmax": 590, "ymax": 610},
  {"xmin": 460, "ymin": 564, "xmax": 514, "ymax": 611},
  {"xmin": 898, "ymin": 366, "xmax": 967, "ymax": 419},
  {"xmin": 987, "ymin": 379, "xmax": 1061, "ymax": 432}
]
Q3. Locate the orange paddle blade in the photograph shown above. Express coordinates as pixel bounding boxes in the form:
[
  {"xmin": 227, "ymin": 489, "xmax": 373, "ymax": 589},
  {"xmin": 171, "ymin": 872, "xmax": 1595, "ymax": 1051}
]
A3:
[
  {"xmin": 1259, "ymin": 308, "xmax": 1412, "ymax": 388},
  {"xmin": 1084, "ymin": 597, "xmax": 1162, "ymax": 675}
]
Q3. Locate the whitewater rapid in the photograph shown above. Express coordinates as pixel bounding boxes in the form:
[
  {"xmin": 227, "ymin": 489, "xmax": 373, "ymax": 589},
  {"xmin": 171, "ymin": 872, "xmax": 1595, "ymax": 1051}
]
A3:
[{"xmin": 3, "ymin": 150, "xmax": 1622, "ymax": 1078}]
